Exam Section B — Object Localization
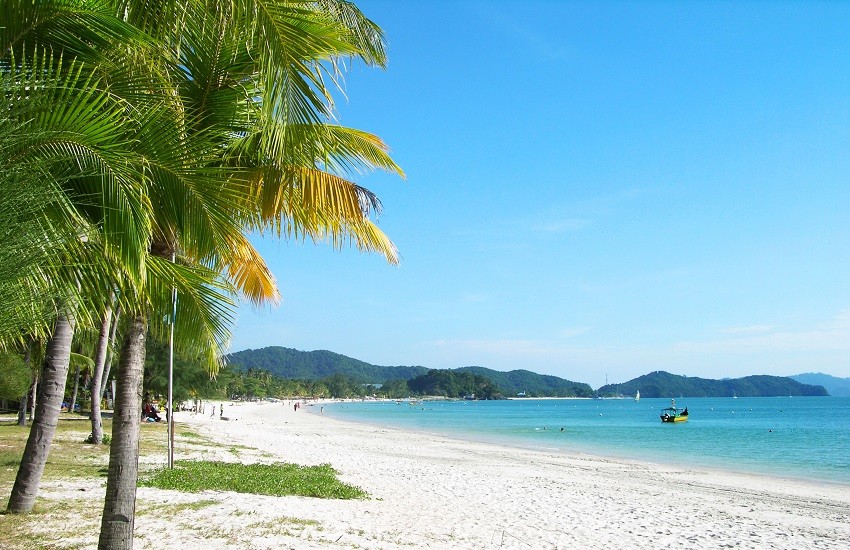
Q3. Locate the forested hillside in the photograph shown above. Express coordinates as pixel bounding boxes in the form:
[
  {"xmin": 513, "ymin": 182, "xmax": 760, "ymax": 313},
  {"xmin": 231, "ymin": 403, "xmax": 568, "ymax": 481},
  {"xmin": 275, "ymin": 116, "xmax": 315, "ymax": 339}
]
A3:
[
  {"xmin": 598, "ymin": 371, "xmax": 829, "ymax": 398},
  {"xmin": 225, "ymin": 347, "xmax": 592, "ymax": 396},
  {"xmin": 225, "ymin": 347, "xmax": 428, "ymax": 384},
  {"xmin": 456, "ymin": 366, "xmax": 593, "ymax": 397},
  {"xmin": 406, "ymin": 370, "xmax": 504, "ymax": 399}
]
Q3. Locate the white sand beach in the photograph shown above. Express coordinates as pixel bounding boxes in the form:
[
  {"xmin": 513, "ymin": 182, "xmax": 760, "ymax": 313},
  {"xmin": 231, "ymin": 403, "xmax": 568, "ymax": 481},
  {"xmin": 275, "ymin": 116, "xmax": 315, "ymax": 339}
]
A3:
[{"xmin": 27, "ymin": 400, "xmax": 850, "ymax": 549}]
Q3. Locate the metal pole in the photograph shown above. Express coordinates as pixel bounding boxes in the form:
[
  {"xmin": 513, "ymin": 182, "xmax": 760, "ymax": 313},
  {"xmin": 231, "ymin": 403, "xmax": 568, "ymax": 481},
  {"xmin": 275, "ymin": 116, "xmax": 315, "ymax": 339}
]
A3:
[{"xmin": 167, "ymin": 254, "xmax": 177, "ymax": 468}]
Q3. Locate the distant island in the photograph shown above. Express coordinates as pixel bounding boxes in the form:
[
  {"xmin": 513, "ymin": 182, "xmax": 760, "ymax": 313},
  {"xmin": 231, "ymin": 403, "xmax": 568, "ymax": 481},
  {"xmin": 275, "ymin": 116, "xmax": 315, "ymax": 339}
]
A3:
[
  {"xmin": 791, "ymin": 373, "xmax": 850, "ymax": 397},
  {"xmin": 225, "ymin": 346, "xmax": 831, "ymax": 399},
  {"xmin": 598, "ymin": 371, "xmax": 828, "ymax": 398}
]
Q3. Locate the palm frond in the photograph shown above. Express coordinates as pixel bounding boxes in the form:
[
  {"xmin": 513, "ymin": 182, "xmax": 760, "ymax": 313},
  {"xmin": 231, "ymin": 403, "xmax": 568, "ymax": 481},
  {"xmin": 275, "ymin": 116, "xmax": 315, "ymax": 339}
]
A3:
[
  {"xmin": 2, "ymin": 51, "xmax": 152, "ymax": 284},
  {"xmin": 1, "ymin": 0, "xmax": 145, "ymax": 65},
  {"xmin": 146, "ymin": 255, "xmax": 236, "ymax": 375},
  {"xmin": 219, "ymin": 233, "xmax": 281, "ymax": 306},
  {"xmin": 315, "ymin": 0, "xmax": 387, "ymax": 67}
]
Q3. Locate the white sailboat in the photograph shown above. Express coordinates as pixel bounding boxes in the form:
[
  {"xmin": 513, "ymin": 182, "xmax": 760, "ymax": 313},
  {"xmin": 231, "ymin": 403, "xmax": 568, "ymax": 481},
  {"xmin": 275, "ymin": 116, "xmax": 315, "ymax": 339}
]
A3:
[{"xmin": 634, "ymin": 390, "xmax": 640, "ymax": 402}]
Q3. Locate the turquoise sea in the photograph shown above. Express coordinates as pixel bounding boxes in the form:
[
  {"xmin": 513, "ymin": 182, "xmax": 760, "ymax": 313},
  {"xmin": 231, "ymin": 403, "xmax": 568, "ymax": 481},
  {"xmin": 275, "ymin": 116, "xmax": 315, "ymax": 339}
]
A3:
[{"xmin": 324, "ymin": 396, "xmax": 850, "ymax": 485}]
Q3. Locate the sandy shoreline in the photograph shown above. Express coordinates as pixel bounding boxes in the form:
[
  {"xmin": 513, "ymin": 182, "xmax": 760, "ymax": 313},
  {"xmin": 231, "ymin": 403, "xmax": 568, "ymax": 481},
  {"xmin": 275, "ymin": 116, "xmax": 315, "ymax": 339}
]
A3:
[
  {"xmin": 171, "ymin": 400, "xmax": 850, "ymax": 548},
  {"xmin": 21, "ymin": 399, "xmax": 850, "ymax": 548}
]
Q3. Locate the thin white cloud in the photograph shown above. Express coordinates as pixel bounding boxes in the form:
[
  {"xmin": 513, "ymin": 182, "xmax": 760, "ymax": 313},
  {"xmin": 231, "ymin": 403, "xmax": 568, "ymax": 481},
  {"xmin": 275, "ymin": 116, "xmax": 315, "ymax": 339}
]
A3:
[
  {"xmin": 720, "ymin": 324, "xmax": 774, "ymax": 334},
  {"xmin": 672, "ymin": 311, "xmax": 850, "ymax": 355},
  {"xmin": 472, "ymin": 7, "xmax": 573, "ymax": 61},
  {"xmin": 559, "ymin": 327, "xmax": 591, "ymax": 338},
  {"xmin": 461, "ymin": 292, "xmax": 490, "ymax": 304},
  {"xmin": 532, "ymin": 218, "xmax": 590, "ymax": 233}
]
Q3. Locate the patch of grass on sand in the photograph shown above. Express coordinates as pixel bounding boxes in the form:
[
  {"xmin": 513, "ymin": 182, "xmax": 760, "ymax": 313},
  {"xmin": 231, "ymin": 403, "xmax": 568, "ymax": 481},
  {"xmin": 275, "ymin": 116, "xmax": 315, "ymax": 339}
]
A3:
[
  {"xmin": 151, "ymin": 498, "xmax": 219, "ymax": 514},
  {"xmin": 0, "ymin": 511, "xmax": 60, "ymax": 549},
  {"xmin": 139, "ymin": 460, "xmax": 368, "ymax": 499}
]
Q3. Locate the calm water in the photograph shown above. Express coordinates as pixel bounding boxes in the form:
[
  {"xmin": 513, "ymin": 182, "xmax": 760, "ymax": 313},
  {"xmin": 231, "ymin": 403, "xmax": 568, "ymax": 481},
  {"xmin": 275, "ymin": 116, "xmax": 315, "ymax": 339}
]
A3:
[{"xmin": 324, "ymin": 396, "xmax": 850, "ymax": 485}]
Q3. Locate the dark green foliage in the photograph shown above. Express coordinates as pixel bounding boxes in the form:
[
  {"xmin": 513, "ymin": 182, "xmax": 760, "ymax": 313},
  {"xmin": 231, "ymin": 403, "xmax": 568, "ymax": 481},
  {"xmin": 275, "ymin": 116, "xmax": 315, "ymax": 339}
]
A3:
[
  {"xmin": 598, "ymin": 371, "xmax": 830, "ymax": 398},
  {"xmin": 377, "ymin": 378, "xmax": 410, "ymax": 398},
  {"xmin": 226, "ymin": 346, "xmax": 428, "ymax": 383},
  {"xmin": 143, "ymin": 337, "xmax": 226, "ymax": 401},
  {"xmin": 407, "ymin": 369, "xmax": 503, "ymax": 399},
  {"xmin": 225, "ymin": 346, "xmax": 593, "ymax": 397},
  {"xmin": 456, "ymin": 366, "xmax": 593, "ymax": 397},
  {"xmin": 0, "ymin": 351, "xmax": 31, "ymax": 400},
  {"xmin": 139, "ymin": 460, "xmax": 367, "ymax": 499},
  {"xmin": 84, "ymin": 433, "xmax": 111, "ymax": 444}
]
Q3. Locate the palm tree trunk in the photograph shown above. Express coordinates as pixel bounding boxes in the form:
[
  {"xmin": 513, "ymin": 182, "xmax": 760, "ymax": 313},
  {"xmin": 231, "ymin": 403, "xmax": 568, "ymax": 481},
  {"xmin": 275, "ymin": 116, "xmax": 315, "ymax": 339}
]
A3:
[
  {"xmin": 90, "ymin": 304, "xmax": 114, "ymax": 444},
  {"xmin": 98, "ymin": 313, "xmax": 146, "ymax": 550},
  {"xmin": 29, "ymin": 371, "xmax": 37, "ymax": 422},
  {"xmin": 17, "ymin": 345, "xmax": 33, "ymax": 426},
  {"xmin": 7, "ymin": 311, "xmax": 76, "ymax": 513},
  {"xmin": 17, "ymin": 393, "xmax": 27, "ymax": 426},
  {"xmin": 100, "ymin": 305, "xmax": 120, "ymax": 401},
  {"xmin": 69, "ymin": 363, "xmax": 81, "ymax": 414}
]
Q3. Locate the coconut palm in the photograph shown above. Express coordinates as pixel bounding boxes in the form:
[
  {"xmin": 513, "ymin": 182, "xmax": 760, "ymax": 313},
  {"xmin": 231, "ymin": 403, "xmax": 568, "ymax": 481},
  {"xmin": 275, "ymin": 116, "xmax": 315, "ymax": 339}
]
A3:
[
  {"xmin": 2, "ymin": 2, "xmax": 153, "ymax": 512},
  {"xmin": 3, "ymin": 2, "xmax": 403, "ymax": 543},
  {"xmin": 97, "ymin": 3, "xmax": 402, "ymax": 547}
]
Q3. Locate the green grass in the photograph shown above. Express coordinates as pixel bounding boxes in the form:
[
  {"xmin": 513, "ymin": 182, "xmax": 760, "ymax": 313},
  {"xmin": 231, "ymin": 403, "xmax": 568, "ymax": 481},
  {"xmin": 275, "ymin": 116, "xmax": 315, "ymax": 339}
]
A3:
[
  {"xmin": 139, "ymin": 460, "xmax": 368, "ymax": 499},
  {"xmin": 0, "ymin": 417, "xmax": 361, "ymax": 546},
  {"xmin": 0, "ymin": 417, "xmax": 112, "ymax": 488}
]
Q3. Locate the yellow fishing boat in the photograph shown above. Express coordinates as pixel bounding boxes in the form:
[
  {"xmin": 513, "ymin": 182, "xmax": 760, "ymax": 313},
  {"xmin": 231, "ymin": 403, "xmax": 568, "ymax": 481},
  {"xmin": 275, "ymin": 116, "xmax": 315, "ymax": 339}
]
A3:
[{"xmin": 660, "ymin": 399, "xmax": 689, "ymax": 423}]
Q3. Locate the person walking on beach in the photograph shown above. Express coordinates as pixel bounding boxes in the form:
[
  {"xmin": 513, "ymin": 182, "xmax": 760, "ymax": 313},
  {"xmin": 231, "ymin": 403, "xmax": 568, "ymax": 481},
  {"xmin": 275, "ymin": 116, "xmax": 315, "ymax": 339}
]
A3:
[{"xmin": 220, "ymin": 405, "xmax": 224, "ymax": 418}]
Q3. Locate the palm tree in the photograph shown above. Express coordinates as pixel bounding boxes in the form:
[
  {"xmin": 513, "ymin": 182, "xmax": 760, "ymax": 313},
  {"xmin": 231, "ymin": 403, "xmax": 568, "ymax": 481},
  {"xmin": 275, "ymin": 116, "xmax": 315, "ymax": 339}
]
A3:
[
  {"xmin": 3, "ymin": 2, "xmax": 403, "ymax": 543},
  {"xmin": 2, "ymin": 4, "xmax": 152, "ymax": 513},
  {"xmin": 98, "ymin": 2, "xmax": 402, "ymax": 547}
]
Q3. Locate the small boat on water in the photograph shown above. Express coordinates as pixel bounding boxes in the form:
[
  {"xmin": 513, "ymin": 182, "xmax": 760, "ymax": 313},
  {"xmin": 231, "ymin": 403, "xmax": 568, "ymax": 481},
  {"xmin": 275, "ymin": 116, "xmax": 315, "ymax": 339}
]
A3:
[
  {"xmin": 660, "ymin": 399, "xmax": 688, "ymax": 423},
  {"xmin": 634, "ymin": 390, "xmax": 640, "ymax": 402}
]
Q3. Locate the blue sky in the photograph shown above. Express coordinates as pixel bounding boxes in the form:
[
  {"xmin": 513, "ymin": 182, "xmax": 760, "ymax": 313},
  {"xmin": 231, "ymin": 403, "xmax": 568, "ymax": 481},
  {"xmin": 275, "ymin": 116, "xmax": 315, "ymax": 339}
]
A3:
[{"xmin": 233, "ymin": 1, "xmax": 850, "ymax": 389}]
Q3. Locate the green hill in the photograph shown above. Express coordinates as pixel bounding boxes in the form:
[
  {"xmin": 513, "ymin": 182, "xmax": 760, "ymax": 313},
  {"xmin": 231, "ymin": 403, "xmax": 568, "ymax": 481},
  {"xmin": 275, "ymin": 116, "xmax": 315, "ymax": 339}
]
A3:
[
  {"xmin": 456, "ymin": 366, "xmax": 593, "ymax": 397},
  {"xmin": 225, "ymin": 347, "xmax": 592, "ymax": 396},
  {"xmin": 225, "ymin": 347, "xmax": 428, "ymax": 384},
  {"xmin": 598, "ymin": 371, "xmax": 829, "ymax": 398},
  {"xmin": 407, "ymin": 369, "xmax": 504, "ymax": 399},
  {"xmin": 791, "ymin": 373, "xmax": 850, "ymax": 397}
]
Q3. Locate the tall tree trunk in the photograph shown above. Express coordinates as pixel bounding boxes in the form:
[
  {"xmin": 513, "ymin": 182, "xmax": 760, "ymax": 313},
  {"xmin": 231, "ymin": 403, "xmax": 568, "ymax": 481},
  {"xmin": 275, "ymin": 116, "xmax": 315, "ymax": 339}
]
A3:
[
  {"xmin": 100, "ymin": 305, "xmax": 120, "ymax": 401},
  {"xmin": 7, "ymin": 311, "xmax": 76, "ymax": 513},
  {"xmin": 17, "ymin": 393, "xmax": 27, "ymax": 426},
  {"xmin": 69, "ymin": 363, "xmax": 81, "ymax": 414},
  {"xmin": 17, "ymin": 345, "xmax": 33, "ymax": 427},
  {"xmin": 90, "ymin": 304, "xmax": 114, "ymax": 444},
  {"xmin": 29, "ymin": 370, "xmax": 38, "ymax": 422},
  {"xmin": 98, "ymin": 314, "xmax": 146, "ymax": 550}
]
